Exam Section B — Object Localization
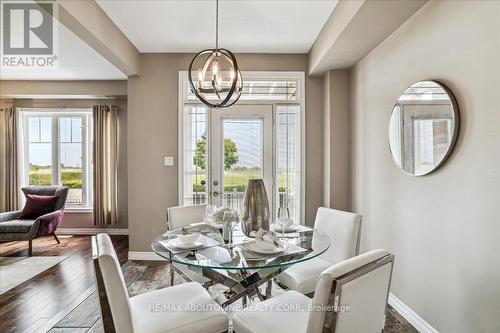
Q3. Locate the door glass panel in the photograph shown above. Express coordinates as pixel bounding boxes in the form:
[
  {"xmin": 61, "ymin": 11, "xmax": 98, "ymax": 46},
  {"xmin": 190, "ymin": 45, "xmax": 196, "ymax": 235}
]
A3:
[
  {"xmin": 222, "ymin": 118, "xmax": 263, "ymax": 214},
  {"xmin": 28, "ymin": 117, "xmax": 52, "ymax": 186},
  {"xmin": 60, "ymin": 116, "xmax": 84, "ymax": 205},
  {"xmin": 276, "ymin": 105, "xmax": 300, "ymax": 222},
  {"xmin": 184, "ymin": 106, "xmax": 208, "ymax": 205}
]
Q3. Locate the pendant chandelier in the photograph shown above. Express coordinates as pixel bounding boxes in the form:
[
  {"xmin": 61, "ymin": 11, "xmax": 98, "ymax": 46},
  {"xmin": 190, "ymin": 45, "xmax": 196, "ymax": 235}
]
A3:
[{"xmin": 188, "ymin": 0, "xmax": 243, "ymax": 108}]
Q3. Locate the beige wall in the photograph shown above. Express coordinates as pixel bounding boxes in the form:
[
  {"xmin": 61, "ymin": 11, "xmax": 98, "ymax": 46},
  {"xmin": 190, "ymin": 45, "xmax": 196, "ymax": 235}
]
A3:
[
  {"xmin": 350, "ymin": 1, "xmax": 500, "ymax": 332},
  {"xmin": 128, "ymin": 53, "xmax": 324, "ymax": 251},
  {"xmin": 323, "ymin": 70, "xmax": 350, "ymax": 210},
  {"xmin": 1, "ymin": 97, "xmax": 128, "ymax": 229},
  {"xmin": 0, "ymin": 80, "xmax": 127, "ymax": 99}
]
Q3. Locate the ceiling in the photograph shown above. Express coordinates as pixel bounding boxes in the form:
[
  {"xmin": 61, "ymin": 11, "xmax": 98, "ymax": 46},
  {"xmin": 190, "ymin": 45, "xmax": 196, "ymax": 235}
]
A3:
[
  {"xmin": 1, "ymin": 0, "xmax": 337, "ymax": 80},
  {"xmin": 96, "ymin": 0, "xmax": 338, "ymax": 53},
  {"xmin": 0, "ymin": 14, "xmax": 127, "ymax": 80}
]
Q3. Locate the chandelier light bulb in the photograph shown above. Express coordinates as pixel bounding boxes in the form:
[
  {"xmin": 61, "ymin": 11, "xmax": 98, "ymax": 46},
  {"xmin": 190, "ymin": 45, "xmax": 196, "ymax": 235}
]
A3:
[{"xmin": 212, "ymin": 60, "xmax": 218, "ymax": 75}]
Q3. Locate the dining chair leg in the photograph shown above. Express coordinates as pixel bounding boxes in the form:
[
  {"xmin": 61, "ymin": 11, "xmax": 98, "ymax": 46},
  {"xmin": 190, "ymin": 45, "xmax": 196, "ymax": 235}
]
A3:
[
  {"xmin": 52, "ymin": 233, "xmax": 60, "ymax": 244},
  {"xmin": 28, "ymin": 240, "xmax": 32, "ymax": 256}
]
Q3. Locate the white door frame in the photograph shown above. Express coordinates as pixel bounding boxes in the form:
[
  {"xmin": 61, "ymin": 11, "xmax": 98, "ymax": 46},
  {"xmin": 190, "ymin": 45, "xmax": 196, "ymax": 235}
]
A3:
[{"xmin": 178, "ymin": 71, "xmax": 306, "ymax": 223}]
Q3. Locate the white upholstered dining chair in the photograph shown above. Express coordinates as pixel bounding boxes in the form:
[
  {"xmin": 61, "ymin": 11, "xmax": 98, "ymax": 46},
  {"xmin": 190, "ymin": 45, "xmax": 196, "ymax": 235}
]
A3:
[
  {"xmin": 93, "ymin": 233, "xmax": 227, "ymax": 333},
  {"xmin": 233, "ymin": 249, "xmax": 394, "ymax": 333},
  {"xmin": 167, "ymin": 204, "xmax": 207, "ymax": 230},
  {"xmin": 165, "ymin": 204, "xmax": 211, "ymax": 285},
  {"xmin": 277, "ymin": 207, "xmax": 362, "ymax": 294}
]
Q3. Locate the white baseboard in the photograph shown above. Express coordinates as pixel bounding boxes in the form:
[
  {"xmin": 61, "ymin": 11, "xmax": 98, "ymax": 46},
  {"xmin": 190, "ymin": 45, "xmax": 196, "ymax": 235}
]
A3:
[
  {"xmin": 128, "ymin": 251, "xmax": 166, "ymax": 261},
  {"xmin": 56, "ymin": 228, "xmax": 129, "ymax": 235},
  {"xmin": 388, "ymin": 293, "xmax": 440, "ymax": 333}
]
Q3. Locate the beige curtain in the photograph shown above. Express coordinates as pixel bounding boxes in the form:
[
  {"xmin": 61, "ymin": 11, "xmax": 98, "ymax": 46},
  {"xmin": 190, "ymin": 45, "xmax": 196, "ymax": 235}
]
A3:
[
  {"xmin": 0, "ymin": 106, "xmax": 19, "ymax": 212},
  {"xmin": 93, "ymin": 105, "xmax": 118, "ymax": 226}
]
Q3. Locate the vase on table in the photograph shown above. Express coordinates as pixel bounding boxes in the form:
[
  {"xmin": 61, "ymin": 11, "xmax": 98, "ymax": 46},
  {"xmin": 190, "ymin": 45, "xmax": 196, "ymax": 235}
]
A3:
[{"xmin": 241, "ymin": 179, "xmax": 270, "ymax": 237}]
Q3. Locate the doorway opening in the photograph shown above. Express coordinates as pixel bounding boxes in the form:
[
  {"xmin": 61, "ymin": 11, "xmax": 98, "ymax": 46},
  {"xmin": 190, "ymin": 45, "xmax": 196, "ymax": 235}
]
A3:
[{"xmin": 178, "ymin": 71, "xmax": 305, "ymax": 223}]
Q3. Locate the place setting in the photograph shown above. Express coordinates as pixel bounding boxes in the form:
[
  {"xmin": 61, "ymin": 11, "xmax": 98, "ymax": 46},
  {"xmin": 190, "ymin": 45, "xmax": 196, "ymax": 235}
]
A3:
[
  {"xmin": 238, "ymin": 228, "xmax": 308, "ymax": 260},
  {"xmin": 159, "ymin": 229, "xmax": 221, "ymax": 254}
]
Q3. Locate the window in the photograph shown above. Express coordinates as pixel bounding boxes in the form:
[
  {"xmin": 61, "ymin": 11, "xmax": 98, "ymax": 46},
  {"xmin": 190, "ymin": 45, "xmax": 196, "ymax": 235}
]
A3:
[
  {"xmin": 276, "ymin": 105, "xmax": 301, "ymax": 222},
  {"xmin": 185, "ymin": 76, "xmax": 299, "ymax": 101},
  {"xmin": 182, "ymin": 105, "xmax": 208, "ymax": 206},
  {"xmin": 22, "ymin": 109, "xmax": 93, "ymax": 208}
]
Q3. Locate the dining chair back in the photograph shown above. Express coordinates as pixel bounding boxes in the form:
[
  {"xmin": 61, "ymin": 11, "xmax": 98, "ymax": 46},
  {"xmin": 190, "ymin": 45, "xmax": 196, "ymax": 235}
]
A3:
[
  {"xmin": 306, "ymin": 249, "xmax": 394, "ymax": 333},
  {"xmin": 93, "ymin": 234, "xmax": 227, "ymax": 333},
  {"xmin": 313, "ymin": 207, "xmax": 362, "ymax": 264},
  {"xmin": 166, "ymin": 204, "xmax": 207, "ymax": 230},
  {"xmin": 93, "ymin": 233, "xmax": 134, "ymax": 333}
]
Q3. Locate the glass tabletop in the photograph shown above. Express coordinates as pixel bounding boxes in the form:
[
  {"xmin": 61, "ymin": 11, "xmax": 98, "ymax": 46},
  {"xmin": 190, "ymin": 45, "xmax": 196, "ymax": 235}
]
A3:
[{"xmin": 151, "ymin": 224, "xmax": 331, "ymax": 270}]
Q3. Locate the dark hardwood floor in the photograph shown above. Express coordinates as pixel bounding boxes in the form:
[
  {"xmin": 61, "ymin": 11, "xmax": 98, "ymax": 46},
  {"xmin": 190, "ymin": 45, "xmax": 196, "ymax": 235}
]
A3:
[
  {"xmin": 0, "ymin": 235, "xmax": 417, "ymax": 333},
  {"xmin": 0, "ymin": 235, "xmax": 128, "ymax": 333}
]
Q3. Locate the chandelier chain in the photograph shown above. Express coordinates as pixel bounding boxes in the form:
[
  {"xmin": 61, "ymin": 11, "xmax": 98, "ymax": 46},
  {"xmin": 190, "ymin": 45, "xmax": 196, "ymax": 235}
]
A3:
[{"xmin": 215, "ymin": 0, "xmax": 219, "ymax": 51}]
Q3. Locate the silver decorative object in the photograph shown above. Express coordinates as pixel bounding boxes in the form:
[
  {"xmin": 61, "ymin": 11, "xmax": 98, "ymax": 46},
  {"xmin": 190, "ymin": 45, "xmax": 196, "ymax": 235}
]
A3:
[{"xmin": 241, "ymin": 179, "xmax": 270, "ymax": 237}]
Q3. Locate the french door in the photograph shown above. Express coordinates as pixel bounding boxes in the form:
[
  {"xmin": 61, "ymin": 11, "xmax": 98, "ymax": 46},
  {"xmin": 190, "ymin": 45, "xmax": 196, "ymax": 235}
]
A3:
[
  {"xmin": 180, "ymin": 72, "xmax": 304, "ymax": 223},
  {"xmin": 210, "ymin": 105, "xmax": 273, "ymax": 212},
  {"xmin": 181, "ymin": 103, "xmax": 301, "ymax": 222}
]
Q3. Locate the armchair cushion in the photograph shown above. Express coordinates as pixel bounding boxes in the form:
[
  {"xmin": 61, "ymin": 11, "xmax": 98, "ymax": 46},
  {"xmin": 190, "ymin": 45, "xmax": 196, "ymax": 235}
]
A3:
[
  {"xmin": 19, "ymin": 194, "xmax": 58, "ymax": 219},
  {"xmin": 0, "ymin": 219, "xmax": 35, "ymax": 233},
  {"xmin": 22, "ymin": 186, "xmax": 69, "ymax": 211}
]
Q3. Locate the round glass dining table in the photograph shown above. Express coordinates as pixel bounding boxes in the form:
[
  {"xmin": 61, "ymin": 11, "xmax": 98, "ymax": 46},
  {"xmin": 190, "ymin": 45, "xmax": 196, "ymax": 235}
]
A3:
[{"xmin": 151, "ymin": 223, "xmax": 331, "ymax": 307}]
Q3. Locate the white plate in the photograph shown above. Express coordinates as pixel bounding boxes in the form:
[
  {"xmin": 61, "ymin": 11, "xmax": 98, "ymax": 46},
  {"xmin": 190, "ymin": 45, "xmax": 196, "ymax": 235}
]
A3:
[
  {"xmin": 168, "ymin": 239, "xmax": 204, "ymax": 250},
  {"xmin": 244, "ymin": 240, "xmax": 288, "ymax": 254},
  {"xmin": 271, "ymin": 223, "xmax": 297, "ymax": 233}
]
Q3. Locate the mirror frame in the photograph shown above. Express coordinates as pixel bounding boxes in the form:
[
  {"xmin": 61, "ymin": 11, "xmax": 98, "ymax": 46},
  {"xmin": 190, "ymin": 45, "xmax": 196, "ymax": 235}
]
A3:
[{"xmin": 389, "ymin": 80, "xmax": 460, "ymax": 176}]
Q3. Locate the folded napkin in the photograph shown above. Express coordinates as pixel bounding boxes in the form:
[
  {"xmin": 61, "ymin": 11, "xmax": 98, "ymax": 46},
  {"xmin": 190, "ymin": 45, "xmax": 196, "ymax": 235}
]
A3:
[
  {"xmin": 168, "ymin": 222, "xmax": 219, "ymax": 235},
  {"xmin": 255, "ymin": 228, "xmax": 280, "ymax": 246}
]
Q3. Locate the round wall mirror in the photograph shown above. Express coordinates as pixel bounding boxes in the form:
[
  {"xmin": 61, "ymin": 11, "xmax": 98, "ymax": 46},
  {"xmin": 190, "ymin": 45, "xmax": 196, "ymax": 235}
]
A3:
[{"xmin": 389, "ymin": 80, "xmax": 459, "ymax": 176}]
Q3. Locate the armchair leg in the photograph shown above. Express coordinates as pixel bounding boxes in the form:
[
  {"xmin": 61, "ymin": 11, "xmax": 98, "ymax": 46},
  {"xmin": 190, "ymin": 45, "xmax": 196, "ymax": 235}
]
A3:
[
  {"xmin": 28, "ymin": 240, "xmax": 32, "ymax": 256},
  {"xmin": 52, "ymin": 233, "xmax": 60, "ymax": 244}
]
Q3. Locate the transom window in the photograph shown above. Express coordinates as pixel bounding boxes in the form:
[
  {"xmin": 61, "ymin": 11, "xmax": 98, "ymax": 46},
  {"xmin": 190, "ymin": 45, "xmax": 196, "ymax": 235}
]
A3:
[
  {"xmin": 184, "ymin": 76, "xmax": 299, "ymax": 101},
  {"xmin": 21, "ymin": 109, "xmax": 93, "ymax": 208}
]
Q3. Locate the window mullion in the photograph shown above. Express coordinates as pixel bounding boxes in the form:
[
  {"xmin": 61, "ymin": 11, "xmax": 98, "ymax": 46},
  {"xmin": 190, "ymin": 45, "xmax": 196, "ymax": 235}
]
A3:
[
  {"xmin": 23, "ymin": 114, "xmax": 30, "ymax": 186},
  {"xmin": 53, "ymin": 115, "xmax": 60, "ymax": 186},
  {"xmin": 82, "ymin": 115, "xmax": 88, "ymax": 207}
]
